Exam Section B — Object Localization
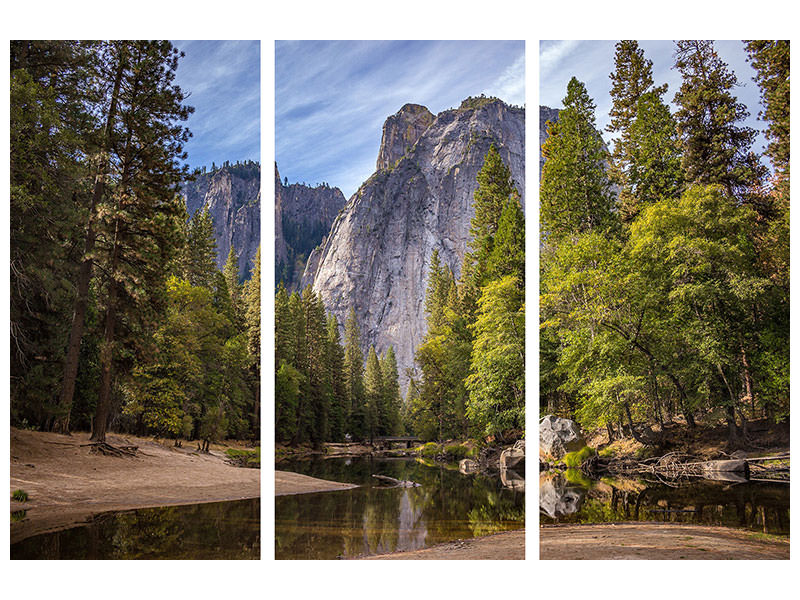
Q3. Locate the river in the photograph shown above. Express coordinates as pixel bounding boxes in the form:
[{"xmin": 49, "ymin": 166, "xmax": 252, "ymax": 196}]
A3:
[
  {"xmin": 11, "ymin": 498, "xmax": 260, "ymax": 559},
  {"xmin": 276, "ymin": 456, "xmax": 525, "ymax": 559}
]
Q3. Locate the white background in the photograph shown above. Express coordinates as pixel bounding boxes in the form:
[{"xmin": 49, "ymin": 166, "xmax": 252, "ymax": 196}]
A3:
[{"xmin": 2, "ymin": 1, "xmax": 797, "ymax": 597}]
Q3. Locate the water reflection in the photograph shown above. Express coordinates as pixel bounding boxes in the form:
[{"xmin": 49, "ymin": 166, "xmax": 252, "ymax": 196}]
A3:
[
  {"xmin": 11, "ymin": 498, "xmax": 260, "ymax": 560},
  {"xmin": 275, "ymin": 457, "xmax": 525, "ymax": 559},
  {"xmin": 539, "ymin": 472, "xmax": 789, "ymax": 535}
]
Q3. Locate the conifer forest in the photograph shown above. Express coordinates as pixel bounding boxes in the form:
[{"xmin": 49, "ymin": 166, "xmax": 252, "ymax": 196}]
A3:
[{"xmin": 10, "ymin": 41, "xmax": 261, "ymax": 446}]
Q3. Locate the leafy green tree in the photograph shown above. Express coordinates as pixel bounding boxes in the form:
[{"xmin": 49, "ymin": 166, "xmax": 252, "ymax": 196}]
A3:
[{"xmin": 466, "ymin": 276, "xmax": 525, "ymax": 437}]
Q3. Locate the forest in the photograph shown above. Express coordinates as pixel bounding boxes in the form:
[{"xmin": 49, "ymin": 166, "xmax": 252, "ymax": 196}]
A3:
[
  {"xmin": 540, "ymin": 40, "xmax": 789, "ymax": 446},
  {"xmin": 10, "ymin": 40, "xmax": 261, "ymax": 446},
  {"xmin": 275, "ymin": 144, "xmax": 525, "ymax": 444}
]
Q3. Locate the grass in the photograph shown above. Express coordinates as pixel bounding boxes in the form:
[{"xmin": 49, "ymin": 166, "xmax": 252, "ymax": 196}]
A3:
[
  {"xmin": 442, "ymin": 443, "xmax": 477, "ymax": 460},
  {"xmin": 225, "ymin": 447, "xmax": 260, "ymax": 467},
  {"xmin": 11, "ymin": 510, "xmax": 26, "ymax": 523},
  {"xmin": 11, "ymin": 489, "xmax": 28, "ymax": 503},
  {"xmin": 563, "ymin": 446, "xmax": 595, "ymax": 468}
]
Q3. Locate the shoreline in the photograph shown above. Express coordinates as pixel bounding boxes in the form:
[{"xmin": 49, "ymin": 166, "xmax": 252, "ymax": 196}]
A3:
[
  {"xmin": 275, "ymin": 470, "xmax": 360, "ymax": 495},
  {"xmin": 10, "ymin": 428, "xmax": 260, "ymax": 545},
  {"xmin": 540, "ymin": 522, "xmax": 789, "ymax": 559}
]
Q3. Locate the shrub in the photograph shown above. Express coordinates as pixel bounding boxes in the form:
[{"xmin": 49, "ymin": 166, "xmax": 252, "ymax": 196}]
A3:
[{"xmin": 443, "ymin": 443, "xmax": 471, "ymax": 459}]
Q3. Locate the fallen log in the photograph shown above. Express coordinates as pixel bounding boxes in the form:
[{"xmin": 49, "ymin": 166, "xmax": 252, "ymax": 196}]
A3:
[{"xmin": 372, "ymin": 474, "xmax": 420, "ymax": 488}]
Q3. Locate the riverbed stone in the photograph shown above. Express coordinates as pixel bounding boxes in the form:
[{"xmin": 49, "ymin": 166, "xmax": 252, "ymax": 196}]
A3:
[
  {"xmin": 539, "ymin": 473, "xmax": 586, "ymax": 519},
  {"xmin": 539, "ymin": 415, "xmax": 585, "ymax": 460}
]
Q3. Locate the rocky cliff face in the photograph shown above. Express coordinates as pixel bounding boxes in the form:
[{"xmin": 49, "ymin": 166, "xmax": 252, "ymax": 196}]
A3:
[
  {"xmin": 182, "ymin": 161, "xmax": 260, "ymax": 281},
  {"xmin": 303, "ymin": 97, "xmax": 525, "ymax": 389},
  {"xmin": 275, "ymin": 166, "xmax": 347, "ymax": 291},
  {"xmin": 376, "ymin": 103, "xmax": 435, "ymax": 171}
]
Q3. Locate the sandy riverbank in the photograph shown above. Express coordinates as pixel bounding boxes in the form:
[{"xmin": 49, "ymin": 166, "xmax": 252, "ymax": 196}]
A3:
[
  {"xmin": 10, "ymin": 428, "xmax": 260, "ymax": 544},
  {"xmin": 362, "ymin": 530, "xmax": 525, "ymax": 560},
  {"xmin": 540, "ymin": 522, "xmax": 789, "ymax": 559},
  {"xmin": 275, "ymin": 470, "xmax": 360, "ymax": 495}
]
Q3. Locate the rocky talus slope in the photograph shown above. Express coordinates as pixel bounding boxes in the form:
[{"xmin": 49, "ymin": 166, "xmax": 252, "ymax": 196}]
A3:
[{"xmin": 303, "ymin": 97, "xmax": 525, "ymax": 388}]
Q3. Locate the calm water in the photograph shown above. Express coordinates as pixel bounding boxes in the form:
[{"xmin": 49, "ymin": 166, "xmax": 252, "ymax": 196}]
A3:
[
  {"xmin": 11, "ymin": 498, "xmax": 260, "ymax": 559},
  {"xmin": 540, "ymin": 471, "xmax": 789, "ymax": 535},
  {"xmin": 275, "ymin": 456, "xmax": 525, "ymax": 559}
]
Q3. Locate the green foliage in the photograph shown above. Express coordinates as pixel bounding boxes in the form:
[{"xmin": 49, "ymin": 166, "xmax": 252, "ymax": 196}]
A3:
[
  {"xmin": 541, "ymin": 77, "xmax": 615, "ymax": 239},
  {"xmin": 12, "ymin": 489, "xmax": 29, "ymax": 503},
  {"xmin": 563, "ymin": 446, "xmax": 595, "ymax": 468}
]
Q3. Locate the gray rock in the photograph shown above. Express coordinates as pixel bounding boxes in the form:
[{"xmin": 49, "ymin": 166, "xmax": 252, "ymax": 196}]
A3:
[
  {"xmin": 182, "ymin": 162, "xmax": 261, "ymax": 280},
  {"xmin": 500, "ymin": 445, "xmax": 525, "ymax": 469},
  {"xmin": 303, "ymin": 98, "xmax": 525, "ymax": 389},
  {"xmin": 539, "ymin": 473, "xmax": 586, "ymax": 519},
  {"xmin": 539, "ymin": 415, "xmax": 585, "ymax": 460},
  {"xmin": 275, "ymin": 164, "xmax": 346, "ymax": 291},
  {"xmin": 459, "ymin": 458, "xmax": 480, "ymax": 475}
]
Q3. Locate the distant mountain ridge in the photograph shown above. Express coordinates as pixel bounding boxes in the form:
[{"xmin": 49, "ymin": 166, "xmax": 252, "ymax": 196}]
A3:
[
  {"xmin": 275, "ymin": 165, "xmax": 347, "ymax": 291},
  {"xmin": 182, "ymin": 161, "xmax": 260, "ymax": 281}
]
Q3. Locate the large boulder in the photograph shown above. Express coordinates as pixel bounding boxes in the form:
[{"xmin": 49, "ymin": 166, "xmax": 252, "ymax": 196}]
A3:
[
  {"xmin": 539, "ymin": 473, "xmax": 586, "ymax": 519},
  {"xmin": 539, "ymin": 415, "xmax": 585, "ymax": 460}
]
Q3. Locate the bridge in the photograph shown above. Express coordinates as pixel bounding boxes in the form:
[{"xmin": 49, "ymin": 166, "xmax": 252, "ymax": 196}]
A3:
[{"xmin": 372, "ymin": 436, "xmax": 420, "ymax": 449}]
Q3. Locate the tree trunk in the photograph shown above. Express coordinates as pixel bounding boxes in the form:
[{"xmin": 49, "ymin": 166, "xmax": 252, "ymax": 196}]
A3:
[
  {"xmin": 624, "ymin": 402, "xmax": 646, "ymax": 444},
  {"xmin": 54, "ymin": 48, "xmax": 126, "ymax": 434}
]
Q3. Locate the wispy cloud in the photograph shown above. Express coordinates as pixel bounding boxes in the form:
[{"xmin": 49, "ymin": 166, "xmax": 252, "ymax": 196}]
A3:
[
  {"xmin": 276, "ymin": 40, "xmax": 525, "ymax": 197},
  {"xmin": 172, "ymin": 40, "xmax": 260, "ymax": 169}
]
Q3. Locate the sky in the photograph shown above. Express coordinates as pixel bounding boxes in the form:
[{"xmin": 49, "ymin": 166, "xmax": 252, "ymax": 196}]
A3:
[
  {"xmin": 539, "ymin": 40, "xmax": 769, "ymax": 155},
  {"xmin": 171, "ymin": 40, "xmax": 260, "ymax": 170},
  {"xmin": 276, "ymin": 40, "xmax": 525, "ymax": 198}
]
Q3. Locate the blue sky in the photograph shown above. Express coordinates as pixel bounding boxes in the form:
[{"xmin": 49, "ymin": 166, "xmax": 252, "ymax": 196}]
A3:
[
  {"xmin": 540, "ymin": 40, "xmax": 768, "ymax": 156},
  {"xmin": 276, "ymin": 40, "xmax": 525, "ymax": 198},
  {"xmin": 172, "ymin": 40, "xmax": 260, "ymax": 170}
]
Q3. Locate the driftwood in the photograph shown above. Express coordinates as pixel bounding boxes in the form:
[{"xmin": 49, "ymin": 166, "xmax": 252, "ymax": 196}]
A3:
[
  {"xmin": 81, "ymin": 442, "xmax": 138, "ymax": 457},
  {"xmin": 371, "ymin": 474, "xmax": 420, "ymax": 488}
]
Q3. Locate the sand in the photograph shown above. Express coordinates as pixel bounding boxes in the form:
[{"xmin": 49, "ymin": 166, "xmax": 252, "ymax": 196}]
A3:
[{"xmin": 10, "ymin": 427, "xmax": 260, "ymax": 544}]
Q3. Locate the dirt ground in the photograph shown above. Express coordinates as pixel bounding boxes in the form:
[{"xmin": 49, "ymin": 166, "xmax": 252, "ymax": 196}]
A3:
[
  {"xmin": 10, "ymin": 427, "xmax": 260, "ymax": 544},
  {"xmin": 362, "ymin": 530, "xmax": 525, "ymax": 560},
  {"xmin": 540, "ymin": 523, "xmax": 789, "ymax": 559},
  {"xmin": 274, "ymin": 470, "xmax": 360, "ymax": 495}
]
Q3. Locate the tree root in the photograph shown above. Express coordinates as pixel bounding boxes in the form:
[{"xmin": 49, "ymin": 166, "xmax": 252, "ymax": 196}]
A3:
[{"xmin": 81, "ymin": 442, "xmax": 138, "ymax": 457}]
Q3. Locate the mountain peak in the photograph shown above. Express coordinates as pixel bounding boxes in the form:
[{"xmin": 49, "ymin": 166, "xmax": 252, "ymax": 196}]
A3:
[{"xmin": 376, "ymin": 103, "xmax": 435, "ymax": 171}]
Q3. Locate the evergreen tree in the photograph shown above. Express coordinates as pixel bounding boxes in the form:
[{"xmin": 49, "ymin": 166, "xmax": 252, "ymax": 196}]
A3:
[
  {"xmin": 606, "ymin": 40, "xmax": 667, "ymax": 219},
  {"xmin": 181, "ymin": 207, "xmax": 218, "ymax": 289},
  {"xmin": 326, "ymin": 314, "xmax": 348, "ymax": 441},
  {"xmin": 380, "ymin": 346, "xmax": 402, "ymax": 436},
  {"xmin": 91, "ymin": 41, "xmax": 193, "ymax": 442},
  {"xmin": 627, "ymin": 91, "xmax": 684, "ymax": 211},
  {"xmin": 364, "ymin": 346, "xmax": 383, "ymax": 441},
  {"xmin": 343, "ymin": 306, "xmax": 366, "ymax": 439},
  {"xmin": 223, "ymin": 244, "xmax": 243, "ymax": 326},
  {"xmin": 673, "ymin": 40, "xmax": 758, "ymax": 201},
  {"xmin": 541, "ymin": 77, "xmax": 614, "ymax": 239}
]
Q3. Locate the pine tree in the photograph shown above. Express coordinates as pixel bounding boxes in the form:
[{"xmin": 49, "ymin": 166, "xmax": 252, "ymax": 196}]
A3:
[
  {"xmin": 223, "ymin": 244, "xmax": 243, "ymax": 326},
  {"xmin": 343, "ymin": 306, "xmax": 366, "ymax": 439},
  {"xmin": 243, "ymin": 246, "xmax": 260, "ymax": 440},
  {"xmin": 627, "ymin": 91, "xmax": 684, "ymax": 212},
  {"xmin": 326, "ymin": 314, "xmax": 348, "ymax": 441},
  {"xmin": 182, "ymin": 207, "xmax": 218, "ymax": 289},
  {"xmin": 462, "ymin": 144, "xmax": 519, "ymax": 304},
  {"xmin": 745, "ymin": 40, "xmax": 790, "ymax": 201},
  {"xmin": 541, "ymin": 77, "xmax": 614, "ymax": 239},
  {"xmin": 673, "ymin": 40, "xmax": 758, "ymax": 201},
  {"xmin": 380, "ymin": 346, "xmax": 402, "ymax": 436},
  {"xmin": 606, "ymin": 40, "xmax": 667, "ymax": 218},
  {"xmin": 364, "ymin": 346, "xmax": 383, "ymax": 441},
  {"xmin": 90, "ymin": 41, "xmax": 193, "ymax": 442},
  {"xmin": 487, "ymin": 195, "xmax": 525, "ymax": 286}
]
